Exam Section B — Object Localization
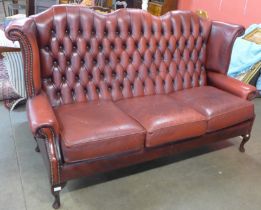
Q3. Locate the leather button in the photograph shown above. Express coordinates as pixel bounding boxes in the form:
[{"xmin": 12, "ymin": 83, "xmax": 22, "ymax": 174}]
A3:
[
  {"xmin": 51, "ymin": 29, "xmax": 56, "ymax": 35},
  {"xmin": 86, "ymin": 43, "xmax": 90, "ymax": 50},
  {"xmin": 110, "ymin": 43, "xmax": 115, "ymax": 49},
  {"xmin": 129, "ymin": 57, "xmax": 133, "ymax": 62},
  {"xmin": 75, "ymin": 75, "xmax": 80, "ymax": 81},
  {"xmin": 91, "ymin": 29, "xmax": 96, "ymax": 36},
  {"xmin": 59, "ymin": 45, "xmax": 63, "ymax": 51},
  {"xmin": 112, "ymin": 71, "xmax": 116, "ymax": 78},
  {"xmin": 88, "ymin": 73, "xmax": 93, "ymax": 80},
  {"xmin": 81, "ymin": 59, "xmax": 85, "ymax": 65},
  {"xmin": 116, "ymin": 27, "xmax": 120, "ymax": 35},
  {"xmin": 53, "ymin": 60, "xmax": 58, "ymax": 66},
  {"xmin": 119, "ymin": 83, "xmax": 123, "ymax": 90},
  {"xmin": 108, "ymin": 85, "xmax": 112, "ymax": 91},
  {"xmin": 99, "ymin": 44, "xmax": 103, "ymax": 51},
  {"xmin": 104, "ymin": 29, "xmax": 108, "ymax": 36},
  {"xmin": 105, "ymin": 58, "xmax": 109, "ymax": 64},
  {"xmin": 131, "ymin": 83, "xmax": 134, "ymax": 89},
  {"xmin": 93, "ymin": 59, "xmax": 97, "ymax": 65},
  {"xmin": 56, "ymin": 90, "xmax": 61, "ymax": 97},
  {"xmin": 45, "ymin": 46, "xmax": 49, "ymax": 51},
  {"xmin": 78, "ymin": 29, "xmax": 82, "ymax": 35},
  {"xmin": 62, "ymin": 76, "xmax": 66, "ymax": 82},
  {"xmin": 123, "ymin": 71, "xmax": 127, "ymax": 77},
  {"xmin": 141, "ymin": 28, "xmax": 144, "ymax": 35},
  {"xmin": 84, "ymin": 87, "xmax": 88, "ymax": 93},
  {"xmin": 100, "ymin": 72, "xmax": 105, "ymax": 79},
  {"xmin": 122, "ymin": 43, "xmax": 127, "ymax": 49},
  {"xmin": 73, "ymin": 45, "xmax": 77, "ymax": 51},
  {"xmin": 96, "ymin": 87, "xmax": 100, "ymax": 93},
  {"xmin": 161, "ymin": 28, "xmax": 164, "ymax": 35},
  {"xmin": 67, "ymin": 60, "xmax": 71, "ymax": 66}
]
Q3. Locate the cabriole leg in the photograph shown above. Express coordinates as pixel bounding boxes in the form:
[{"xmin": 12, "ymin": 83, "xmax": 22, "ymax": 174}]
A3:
[
  {"xmin": 51, "ymin": 183, "xmax": 66, "ymax": 209},
  {"xmin": 34, "ymin": 137, "xmax": 40, "ymax": 152},
  {"xmin": 51, "ymin": 186, "xmax": 61, "ymax": 209},
  {"xmin": 239, "ymin": 134, "xmax": 250, "ymax": 153}
]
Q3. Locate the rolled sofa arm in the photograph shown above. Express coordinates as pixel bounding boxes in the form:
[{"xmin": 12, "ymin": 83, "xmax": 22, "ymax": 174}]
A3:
[
  {"xmin": 27, "ymin": 92, "xmax": 60, "ymax": 136},
  {"xmin": 208, "ymin": 71, "xmax": 257, "ymax": 101},
  {"xmin": 5, "ymin": 17, "xmax": 41, "ymax": 97},
  {"xmin": 206, "ymin": 21, "xmax": 245, "ymax": 74}
]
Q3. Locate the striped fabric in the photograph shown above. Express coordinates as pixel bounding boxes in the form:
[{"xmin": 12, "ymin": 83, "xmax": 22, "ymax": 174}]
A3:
[
  {"xmin": 0, "ymin": 29, "xmax": 26, "ymax": 109},
  {"xmin": 3, "ymin": 51, "xmax": 26, "ymax": 98}
]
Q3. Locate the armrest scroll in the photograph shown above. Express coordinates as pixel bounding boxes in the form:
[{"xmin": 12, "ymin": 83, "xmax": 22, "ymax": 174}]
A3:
[
  {"xmin": 208, "ymin": 71, "xmax": 257, "ymax": 101},
  {"xmin": 27, "ymin": 92, "xmax": 60, "ymax": 136},
  {"xmin": 5, "ymin": 18, "xmax": 41, "ymax": 97}
]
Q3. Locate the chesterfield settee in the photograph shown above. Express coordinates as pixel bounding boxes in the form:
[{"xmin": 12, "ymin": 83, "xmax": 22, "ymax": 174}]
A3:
[{"xmin": 6, "ymin": 5, "xmax": 257, "ymax": 209}]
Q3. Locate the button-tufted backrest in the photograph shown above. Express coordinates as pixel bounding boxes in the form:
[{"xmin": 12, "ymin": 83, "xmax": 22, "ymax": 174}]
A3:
[{"xmin": 34, "ymin": 6, "xmax": 211, "ymax": 106}]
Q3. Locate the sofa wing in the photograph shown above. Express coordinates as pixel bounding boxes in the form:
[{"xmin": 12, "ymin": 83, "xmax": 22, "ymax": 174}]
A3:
[
  {"xmin": 5, "ymin": 18, "xmax": 41, "ymax": 97},
  {"xmin": 206, "ymin": 21, "xmax": 245, "ymax": 74},
  {"xmin": 208, "ymin": 71, "xmax": 257, "ymax": 100},
  {"xmin": 27, "ymin": 93, "xmax": 60, "ymax": 136}
]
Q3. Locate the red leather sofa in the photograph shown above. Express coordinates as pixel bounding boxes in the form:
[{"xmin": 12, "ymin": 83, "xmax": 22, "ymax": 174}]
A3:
[{"xmin": 6, "ymin": 5, "xmax": 256, "ymax": 209}]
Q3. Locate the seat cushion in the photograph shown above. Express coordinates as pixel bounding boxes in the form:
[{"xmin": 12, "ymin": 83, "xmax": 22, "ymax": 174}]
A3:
[
  {"xmin": 55, "ymin": 101, "xmax": 146, "ymax": 163},
  {"xmin": 116, "ymin": 95, "xmax": 207, "ymax": 147},
  {"xmin": 170, "ymin": 86, "xmax": 255, "ymax": 132}
]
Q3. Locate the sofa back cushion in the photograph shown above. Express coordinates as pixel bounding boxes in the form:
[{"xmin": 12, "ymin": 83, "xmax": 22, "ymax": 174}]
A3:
[{"xmin": 34, "ymin": 6, "xmax": 211, "ymax": 106}]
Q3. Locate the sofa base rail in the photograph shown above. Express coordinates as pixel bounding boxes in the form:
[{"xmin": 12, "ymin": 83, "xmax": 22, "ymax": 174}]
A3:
[{"xmin": 36, "ymin": 118, "xmax": 254, "ymax": 209}]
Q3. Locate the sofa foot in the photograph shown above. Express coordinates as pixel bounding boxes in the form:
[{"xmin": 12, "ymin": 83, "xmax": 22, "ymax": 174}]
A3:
[
  {"xmin": 35, "ymin": 145, "xmax": 40, "ymax": 152},
  {"xmin": 51, "ymin": 183, "xmax": 66, "ymax": 209},
  {"xmin": 51, "ymin": 186, "xmax": 61, "ymax": 209},
  {"xmin": 34, "ymin": 137, "xmax": 40, "ymax": 152},
  {"xmin": 239, "ymin": 134, "xmax": 250, "ymax": 153}
]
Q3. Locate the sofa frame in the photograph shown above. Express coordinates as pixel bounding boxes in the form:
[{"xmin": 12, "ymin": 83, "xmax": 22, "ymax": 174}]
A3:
[{"xmin": 6, "ymin": 6, "xmax": 256, "ymax": 208}]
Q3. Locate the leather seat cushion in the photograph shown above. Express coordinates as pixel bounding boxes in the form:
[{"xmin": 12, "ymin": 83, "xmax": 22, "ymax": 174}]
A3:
[
  {"xmin": 116, "ymin": 95, "xmax": 207, "ymax": 147},
  {"xmin": 55, "ymin": 101, "xmax": 146, "ymax": 163},
  {"xmin": 170, "ymin": 86, "xmax": 255, "ymax": 132}
]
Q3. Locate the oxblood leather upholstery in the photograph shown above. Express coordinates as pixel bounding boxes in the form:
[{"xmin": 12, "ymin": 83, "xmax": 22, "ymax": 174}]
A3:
[
  {"xmin": 55, "ymin": 101, "xmax": 145, "ymax": 163},
  {"xmin": 27, "ymin": 92, "xmax": 60, "ymax": 135},
  {"xmin": 32, "ymin": 7, "xmax": 211, "ymax": 106},
  {"xmin": 207, "ymin": 71, "xmax": 257, "ymax": 100},
  {"xmin": 116, "ymin": 95, "xmax": 207, "ymax": 147},
  {"xmin": 170, "ymin": 86, "xmax": 254, "ymax": 132},
  {"xmin": 5, "ymin": 5, "xmax": 256, "ymax": 190}
]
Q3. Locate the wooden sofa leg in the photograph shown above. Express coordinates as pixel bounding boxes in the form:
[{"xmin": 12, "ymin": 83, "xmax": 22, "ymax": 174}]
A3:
[
  {"xmin": 239, "ymin": 134, "xmax": 250, "ymax": 153},
  {"xmin": 34, "ymin": 137, "xmax": 40, "ymax": 152},
  {"xmin": 51, "ymin": 183, "xmax": 66, "ymax": 209}
]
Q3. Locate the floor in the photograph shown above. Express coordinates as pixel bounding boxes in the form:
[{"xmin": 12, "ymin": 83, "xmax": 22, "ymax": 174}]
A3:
[{"xmin": 0, "ymin": 99, "xmax": 260, "ymax": 210}]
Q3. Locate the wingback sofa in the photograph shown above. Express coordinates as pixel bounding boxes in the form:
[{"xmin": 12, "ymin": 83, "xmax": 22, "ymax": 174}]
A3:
[{"xmin": 6, "ymin": 5, "xmax": 257, "ymax": 209}]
